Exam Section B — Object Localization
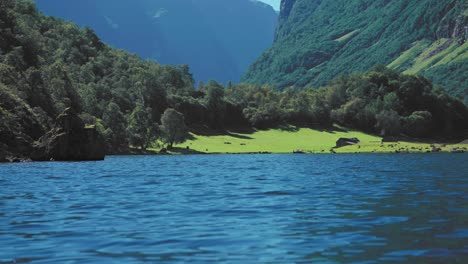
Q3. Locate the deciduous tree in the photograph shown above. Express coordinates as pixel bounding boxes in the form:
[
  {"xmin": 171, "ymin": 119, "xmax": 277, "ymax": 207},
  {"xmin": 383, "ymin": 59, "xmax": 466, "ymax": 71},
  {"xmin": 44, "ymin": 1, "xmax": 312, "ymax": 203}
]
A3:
[{"xmin": 160, "ymin": 108, "xmax": 188, "ymax": 148}]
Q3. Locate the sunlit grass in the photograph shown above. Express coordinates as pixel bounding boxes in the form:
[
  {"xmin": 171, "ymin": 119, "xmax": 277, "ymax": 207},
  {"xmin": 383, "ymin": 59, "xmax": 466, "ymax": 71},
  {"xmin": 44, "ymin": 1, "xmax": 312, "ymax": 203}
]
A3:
[
  {"xmin": 388, "ymin": 40, "xmax": 430, "ymax": 70},
  {"xmin": 432, "ymin": 41, "xmax": 468, "ymax": 66},
  {"xmin": 404, "ymin": 39, "xmax": 459, "ymax": 74},
  {"xmin": 335, "ymin": 29, "xmax": 359, "ymax": 42},
  {"xmin": 161, "ymin": 127, "xmax": 467, "ymax": 154}
]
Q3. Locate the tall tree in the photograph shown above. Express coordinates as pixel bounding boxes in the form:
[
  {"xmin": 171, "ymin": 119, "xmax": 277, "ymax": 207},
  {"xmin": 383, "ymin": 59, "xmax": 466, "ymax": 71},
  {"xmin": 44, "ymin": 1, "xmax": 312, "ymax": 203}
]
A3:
[
  {"xmin": 160, "ymin": 108, "xmax": 188, "ymax": 148},
  {"xmin": 403, "ymin": 111, "xmax": 433, "ymax": 138},
  {"xmin": 375, "ymin": 110, "xmax": 401, "ymax": 136},
  {"xmin": 127, "ymin": 103, "xmax": 154, "ymax": 150},
  {"xmin": 102, "ymin": 102, "xmax": 127, "ymax": 150},
  {"xmin": 204, "ymin": 80, "xmax": 226, "ymax": 129}
]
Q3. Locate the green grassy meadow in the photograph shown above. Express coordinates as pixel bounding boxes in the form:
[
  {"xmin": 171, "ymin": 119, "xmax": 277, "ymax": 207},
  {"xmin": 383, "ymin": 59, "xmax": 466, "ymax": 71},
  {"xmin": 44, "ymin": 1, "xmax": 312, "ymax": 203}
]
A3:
[{"xmin": 161, "ymin": 127, "xmax": 466, "ymax": 154}]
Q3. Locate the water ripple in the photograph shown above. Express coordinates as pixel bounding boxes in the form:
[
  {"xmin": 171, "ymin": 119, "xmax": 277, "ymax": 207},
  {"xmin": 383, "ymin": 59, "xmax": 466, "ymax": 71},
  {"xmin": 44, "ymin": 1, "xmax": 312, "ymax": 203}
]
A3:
[{"xmin": 0, "ymin": 154, "xmax": 467, "ymax": 263}]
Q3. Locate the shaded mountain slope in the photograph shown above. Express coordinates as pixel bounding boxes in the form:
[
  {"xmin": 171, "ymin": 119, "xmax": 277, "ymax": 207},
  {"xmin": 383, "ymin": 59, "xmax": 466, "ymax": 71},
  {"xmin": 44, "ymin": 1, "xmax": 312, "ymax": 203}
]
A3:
[{"xmin": 36, "ymin": 0, "xmax": 278, "ymax": 83}]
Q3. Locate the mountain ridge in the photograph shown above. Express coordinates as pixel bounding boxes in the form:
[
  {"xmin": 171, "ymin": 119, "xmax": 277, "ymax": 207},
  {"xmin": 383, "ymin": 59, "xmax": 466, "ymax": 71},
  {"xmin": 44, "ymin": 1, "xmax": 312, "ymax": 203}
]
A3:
[{"xmin": 36, "ymin": 0, "xmax": 278, "ymax": 84}]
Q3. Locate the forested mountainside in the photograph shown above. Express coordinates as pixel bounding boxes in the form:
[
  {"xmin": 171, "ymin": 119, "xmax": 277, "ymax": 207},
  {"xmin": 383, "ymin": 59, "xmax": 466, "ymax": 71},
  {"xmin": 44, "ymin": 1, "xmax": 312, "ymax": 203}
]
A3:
[
  {"xmin": 243, "ymin": 0, "xmax": 468, "ymax": 103},
  {"xmin": 35, "ymin": 0, "xmax": 278, "ymax": 84},
  {"xmin": 1, "ymin": 0, "xmax": 467, "ymax": 161}
]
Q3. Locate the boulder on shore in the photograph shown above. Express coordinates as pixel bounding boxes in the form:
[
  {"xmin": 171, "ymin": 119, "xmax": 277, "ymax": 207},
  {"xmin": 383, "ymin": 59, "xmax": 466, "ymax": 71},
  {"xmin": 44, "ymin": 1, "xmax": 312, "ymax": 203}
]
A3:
[
  {"xmin": 451, "ymin": 147, "xmax": 466, "ymax": 153},
  {"xmin": 335, "ymin": 138, "xmax": 360, "ymax": 148},
  {"xmin": 159, "ymin": 148, "xmax": 168, "ymax": 154},
  {"xmin": 31, "ymin": 108, "xmax": 105, "ymax": 161}
]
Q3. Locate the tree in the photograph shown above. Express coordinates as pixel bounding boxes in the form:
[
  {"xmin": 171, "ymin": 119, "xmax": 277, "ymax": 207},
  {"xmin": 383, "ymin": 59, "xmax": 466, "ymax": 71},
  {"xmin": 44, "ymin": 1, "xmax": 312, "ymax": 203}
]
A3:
[
  {"xmin": 0, "ymin": 0, "xmax": 16, "ymax": 53},
  {"xmin": 402, "ymin": 111, "xmax": 432, "ymax": 138},
  {"xmin": 204, "ymin": 80, "xmax": 226, "ymax": 129},
  {"xmin": 127, "ymin": 103, "xmax": 155, "ymax": 150},
  {"xmin": 103, "ymin": 102, "xmax": 127, "ymax": 150},
  {"xmin": 160, "ymin": 108, "xmax": 188, "ymax": 148},
  {"xmin": 382, "ymin": 92, "xmax": 400, "ymax": 111},
  {"xmin": 375, "ymin": 110, "xmax": 401, "ymax": 136}
]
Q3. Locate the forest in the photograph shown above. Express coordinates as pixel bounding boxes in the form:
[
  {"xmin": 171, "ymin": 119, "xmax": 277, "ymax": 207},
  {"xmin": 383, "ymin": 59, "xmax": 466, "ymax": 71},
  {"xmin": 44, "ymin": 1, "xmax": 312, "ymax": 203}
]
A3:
[{"xmin": 1, "ymin": 0, "xmax": 467, "ymax": 160}]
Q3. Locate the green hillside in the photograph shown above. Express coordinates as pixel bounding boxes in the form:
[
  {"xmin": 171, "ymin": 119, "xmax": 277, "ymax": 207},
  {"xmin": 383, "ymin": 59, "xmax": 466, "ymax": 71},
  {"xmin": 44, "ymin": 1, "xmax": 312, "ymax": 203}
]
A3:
[
  {"xmin": 389, "ymin": 39, "xmax": 467, "ymax": 102},
  {"xmin": 0, "ymin": 0, "xmax": 197, "ymax": 159},
  {"xmin": 243, "ymin": 0, "xmax": 467, "ymax": 103},
  {"xmin": 1, "ymin": 0, "xmax": 467, "ymax": 161}
]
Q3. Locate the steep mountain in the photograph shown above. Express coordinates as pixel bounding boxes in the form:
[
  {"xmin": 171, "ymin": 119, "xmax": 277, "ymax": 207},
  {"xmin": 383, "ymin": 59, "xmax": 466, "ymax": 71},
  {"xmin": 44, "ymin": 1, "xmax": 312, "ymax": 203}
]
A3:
[
  {"xmin": 1, "ymin": 0, "xmax": 467, "ymax": 162},
  {"xmin": 35, "ymin": 0, "xmax": 278, "ymax": 84},
  {"xmin": 243, "ymin": 0, "xmax": 468, "ymax": 103}
]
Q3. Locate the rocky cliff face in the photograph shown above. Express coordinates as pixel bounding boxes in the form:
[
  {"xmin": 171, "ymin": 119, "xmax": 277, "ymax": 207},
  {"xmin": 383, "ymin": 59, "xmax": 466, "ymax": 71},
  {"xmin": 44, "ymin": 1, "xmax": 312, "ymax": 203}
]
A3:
[
  {"xmin": 454, "ymin": 16, "xmax": 468, "ymax": 41},
  {"xmin": 1, "ymin": 107, "xmax": 105, "ymax": 162},
  {"xmin": 0, "ymin": 84, "xmax": 46, "ymax": 162},
  {"xmin": 275, "ymin": 0, "xmax": 296, "ymax": 41},
  {"xmin": 436, "ymin": 0, "xmax": 467, "ymax": 42},
  {"xmin": 279, "ymin": 0, "xmax": 296, "ymax": 20},
  {"xmin": 31, "ymin": 108, "xmax": 105, "ymax": 162}
]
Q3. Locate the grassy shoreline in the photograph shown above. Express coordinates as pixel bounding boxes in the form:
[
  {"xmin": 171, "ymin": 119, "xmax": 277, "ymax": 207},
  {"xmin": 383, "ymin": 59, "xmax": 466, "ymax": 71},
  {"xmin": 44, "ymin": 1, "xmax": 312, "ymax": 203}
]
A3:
[{"xmin": 147, "ymin": 127, "xmax": 467, "ymax": 155}]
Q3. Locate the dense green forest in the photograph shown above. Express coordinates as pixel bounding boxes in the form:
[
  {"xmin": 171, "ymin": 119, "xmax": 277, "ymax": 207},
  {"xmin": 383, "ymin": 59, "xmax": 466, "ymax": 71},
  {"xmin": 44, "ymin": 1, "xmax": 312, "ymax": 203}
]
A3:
[
  {"xmin": 0, "ymin": 0, "xmax": 467, "ymax": 160},
  {"xmin": 229, "ymin": 65, "xmax": 468, "ymax": 139},
  {"xmin": 243, "ymin": 0, "xmax": 468, "ymax": 103}
]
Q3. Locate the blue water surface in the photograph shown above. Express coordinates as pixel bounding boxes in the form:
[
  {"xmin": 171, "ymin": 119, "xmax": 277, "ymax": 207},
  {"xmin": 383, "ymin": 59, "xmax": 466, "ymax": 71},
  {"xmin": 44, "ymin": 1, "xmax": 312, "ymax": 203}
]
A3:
[{"xmin": 0, "ymin": 154, "xmax": 467, "ymax": 263}]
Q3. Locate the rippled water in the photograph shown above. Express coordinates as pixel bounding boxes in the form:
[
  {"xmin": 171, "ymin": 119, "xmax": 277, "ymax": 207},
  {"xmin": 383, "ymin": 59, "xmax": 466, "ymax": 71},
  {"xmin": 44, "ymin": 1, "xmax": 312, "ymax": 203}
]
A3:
[{"xmin": 1, "ymin": 154, "xmax": 467, "ymax": 263}]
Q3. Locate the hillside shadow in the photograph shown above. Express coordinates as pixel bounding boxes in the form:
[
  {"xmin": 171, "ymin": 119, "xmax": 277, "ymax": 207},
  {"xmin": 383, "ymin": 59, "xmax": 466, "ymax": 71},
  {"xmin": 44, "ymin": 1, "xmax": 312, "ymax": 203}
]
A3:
[
  {"xmin": 186, "ymin": 133, "xmax": 196, "ymax": 140},
  {"xmin": 285, "ymin": 123, "xmax": 349, "ymax": 134},
  {"xmin": 189, "ymin": 125, "xmax": 255, "ymax": 139},
  {"xmin": 278, "ymin": 125, "xmax": 299, "ymax": 132},
  {"xmin": 317, "ymin": 125, "xmax": 349, "ymax": 133},
  {"xmin": 225, "ymin": 131, "xmax": 253, "ymax": 140}
]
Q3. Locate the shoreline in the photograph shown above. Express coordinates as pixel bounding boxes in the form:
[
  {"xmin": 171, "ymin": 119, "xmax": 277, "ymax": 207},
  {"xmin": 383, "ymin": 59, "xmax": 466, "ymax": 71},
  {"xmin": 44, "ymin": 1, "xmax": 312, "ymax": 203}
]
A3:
[
  {"xmin": 1, "ymin": 148, "xmax": 466, "ymax": 164},
  {"xmin": 2, "ymin": 126, "xmax": 467, "ymax": 162},
  {"xmin": 105, "ymin": 146, "xmax": 468, "ymax": 156}
]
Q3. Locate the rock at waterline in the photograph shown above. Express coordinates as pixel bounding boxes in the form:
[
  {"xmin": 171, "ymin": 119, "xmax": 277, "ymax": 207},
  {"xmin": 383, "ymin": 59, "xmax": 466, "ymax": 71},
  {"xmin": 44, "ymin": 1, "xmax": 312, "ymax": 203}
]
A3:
[
  {"xmin": 160, "ymin": 148, "xmax": 168, "ymax": 154},
  {"xmin": 31, "ymin": 108, "xmax": 105, "ymax": 161},
  {"xmin": 451, "ymin": 148, "xmax": 466, "ymax": 153},
  {"xmin": 293, "ymin": 149, "xmax": 306, "ymax": 154},
  {"xmin": 335, "ymin": 138, "xmax": 360, "ymax": 148}
]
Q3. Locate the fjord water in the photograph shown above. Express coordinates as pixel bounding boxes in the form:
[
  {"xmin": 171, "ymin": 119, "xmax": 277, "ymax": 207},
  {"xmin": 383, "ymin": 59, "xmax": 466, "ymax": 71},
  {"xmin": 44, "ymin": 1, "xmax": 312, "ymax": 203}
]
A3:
[{"xmin": 1, "ymin": 154, "xmax": 467, "ymax": 263}]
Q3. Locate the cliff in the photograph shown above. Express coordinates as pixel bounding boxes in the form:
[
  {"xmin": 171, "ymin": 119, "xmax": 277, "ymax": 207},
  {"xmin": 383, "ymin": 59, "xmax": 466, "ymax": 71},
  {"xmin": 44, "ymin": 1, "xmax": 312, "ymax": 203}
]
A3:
[
  {"xmin": 243, "ymin": 0, "xmax": 468, "ymax": 103},
  {"xmin": 31, "ymin": 108, "xmax": 105, "ymax": 162}
]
